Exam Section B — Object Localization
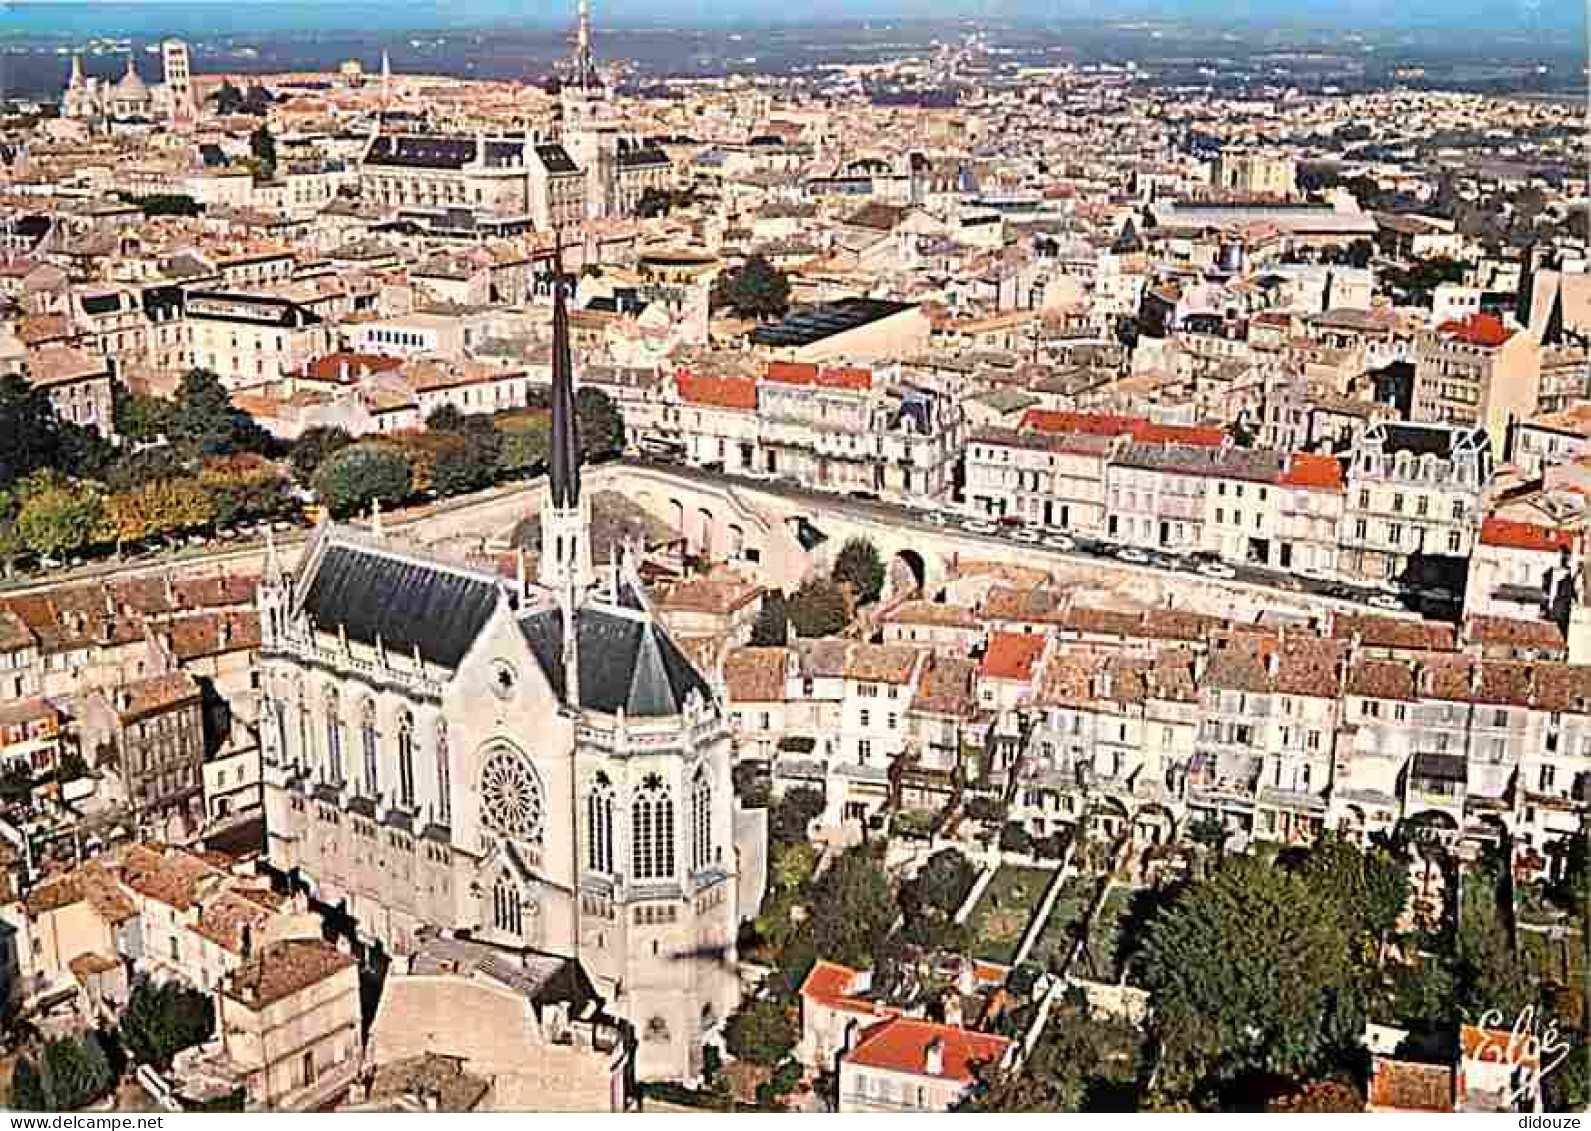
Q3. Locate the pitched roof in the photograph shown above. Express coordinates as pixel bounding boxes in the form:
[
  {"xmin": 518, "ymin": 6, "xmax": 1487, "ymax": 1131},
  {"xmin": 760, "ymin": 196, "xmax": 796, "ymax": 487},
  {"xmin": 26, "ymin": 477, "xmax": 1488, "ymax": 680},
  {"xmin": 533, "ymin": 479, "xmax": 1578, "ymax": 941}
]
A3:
[
  {"xmin": 225, "ymin": 938, "xmax": 356, "ymax": 1009},
  {"xmin": 981, "ymin": 631, "xmax": 1046, "ymax": 682},
  {"xmin": 1280, "ymin": 452, "xmax": 1345, "ymax": 490},
  {"xmin": 519, "ymin": 605, "xmax": 713, "ymax": 718},
  {"xmin": 1435, "ymin": 311, "xmax": 1513, "ymax": 348},
  {"xmin": 1479, "ymin": 517, "xmax": 1576, "ymax": 553},
  {"xmin": 297, "ymin": 538, "xmax": 506, "ymax": 669},
  {"xmin": 844, "ymin": 1016, "xmax": 1011, "ymax": 1083},
  {"xmin": 723, "ymin": 646, "xmax": 788, "ymax": 702},
  {"xmin": 676, "ymin": 371, "xmax": 757, "ymax": 410}
]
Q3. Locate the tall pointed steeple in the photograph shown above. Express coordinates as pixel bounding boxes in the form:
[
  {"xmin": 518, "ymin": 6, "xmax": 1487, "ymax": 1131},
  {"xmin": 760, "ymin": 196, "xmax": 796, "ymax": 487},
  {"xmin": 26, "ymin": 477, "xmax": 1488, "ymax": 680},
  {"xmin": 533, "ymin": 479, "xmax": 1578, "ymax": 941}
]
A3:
[
  {"xmin": 539, "ymin": 238, "xmax": 593, "ymax": 597},
  {"xmin": 68, "ymin": 55, "xmax": 84, "ymax": 90},
  {"xmin": 573, "ymin": 0, "xmax": 598, "ymax": 89},
  {"xmin": 1516, "ymin": 242, "xmax": 1537, "ymax": 331}
]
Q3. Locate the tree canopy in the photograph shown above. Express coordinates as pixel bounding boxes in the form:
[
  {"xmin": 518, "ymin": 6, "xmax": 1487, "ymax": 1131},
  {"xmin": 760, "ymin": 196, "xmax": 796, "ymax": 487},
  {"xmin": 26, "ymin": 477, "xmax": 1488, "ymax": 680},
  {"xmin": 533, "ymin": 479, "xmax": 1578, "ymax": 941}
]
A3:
[
  {"xmin": 810, "ymin": 847, "xmax": 896, "ymax": 970},
  {"xmin": 165, "ymin": 369, "xmax": 271, "ymax": 461},
  {"xmin": 713, "ymin": 255, "xmax": 791, "ymax": 321},
  {"xmin": 119, "ymin": 978, "xmax": 215, "ymax": 1070},
  {"xmin": 1137, "ymin": 856, "xmax": 1362, "ymax": 1091},
  {"xmin": 750, "ymin": 591, "xmax": 789, "ymax": 646},
  {"xmin": 312, "ymin": 441, "xmax": 413, "ymax": 518},
  {"xmin": 575, "ymin": 387, "xmax": 625, "ymax": 462},
  {"xmin": 832, "ymin": 537, "xmax": 885, "ymax": 605},
  {"xmin": 787, "ymin": 576, "xmax": 850, "ymax": 638},
  {"xmin": 723, "ymin": 997, "xmax": 798, "ymax": 1067}
]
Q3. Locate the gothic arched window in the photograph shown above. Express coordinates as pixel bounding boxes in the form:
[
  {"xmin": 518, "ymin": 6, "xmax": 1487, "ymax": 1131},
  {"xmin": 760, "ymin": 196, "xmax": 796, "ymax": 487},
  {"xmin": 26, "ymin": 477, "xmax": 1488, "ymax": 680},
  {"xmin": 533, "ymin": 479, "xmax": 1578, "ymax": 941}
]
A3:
[
  {"xmin": 480, "ymin": 747, "xmax": 544, "ymax": 844},
  {"xmin": 360, "ymin": 699, "xmax": 378, "ymax": 796},
  {"xmin": 632, "ymin": 774, "xmax": 674, "ymax": 881},
  {"xmin": 295, "ymin": 679, "xmax": 311, "ymax": 771},
  {"xmin": 493, "ymin": 876, "xmax": 523, "ymax": 936},
  {"xmin": 323, "ymin": 687, "xmax": 344, "ymax": 783},
  {"xmin": 587, "ymin": 772, "xmax": 614, "ymax": 873},
  {"xmin": 435, "ymin": 720, "xmax": 452, "ymax": 826},
  {"xmin": 690, "ymin": 765, "xmax": 713, "ymax": 873},
  {"xmin": 397, "ymin": 709, "xmax": 415, "ymax": 809}
]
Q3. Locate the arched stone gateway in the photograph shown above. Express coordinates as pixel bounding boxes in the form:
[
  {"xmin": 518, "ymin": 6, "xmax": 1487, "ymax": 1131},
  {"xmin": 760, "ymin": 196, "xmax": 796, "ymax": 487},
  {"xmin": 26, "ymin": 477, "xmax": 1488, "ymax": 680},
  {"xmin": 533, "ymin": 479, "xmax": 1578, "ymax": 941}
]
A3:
[{"xmin": 1132, "ymin": 802, "xmax": 1176, "ymax": 846}]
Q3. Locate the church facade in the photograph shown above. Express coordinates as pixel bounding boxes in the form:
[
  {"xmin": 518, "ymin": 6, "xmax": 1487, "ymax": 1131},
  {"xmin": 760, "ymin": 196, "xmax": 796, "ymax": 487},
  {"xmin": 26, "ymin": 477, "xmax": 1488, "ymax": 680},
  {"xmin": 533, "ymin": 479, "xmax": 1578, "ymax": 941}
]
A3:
[{"xmin": 256, "ymin": 262, "xmax": 756, "ymax": 1082}]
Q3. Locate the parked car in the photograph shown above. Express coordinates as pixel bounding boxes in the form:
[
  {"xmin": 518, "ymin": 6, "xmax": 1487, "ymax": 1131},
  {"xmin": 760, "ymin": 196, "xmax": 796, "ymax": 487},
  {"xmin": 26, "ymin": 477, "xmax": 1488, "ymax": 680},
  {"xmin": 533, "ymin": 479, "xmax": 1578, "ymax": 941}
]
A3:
[
  {"xmin": 1198, "ymin": 562, "xmax": 1237, "ymax": 580},
  {"xmin": 963, "ymin": 519, "xmax": 998, "ymax": 536},
  {"xmin": 1115, "ymin": 547, "xmax": 1151, "ymax": 565},
  {"xmin": 1368, "ymin": 594, "xmax": 1404, "ymax": 611}
]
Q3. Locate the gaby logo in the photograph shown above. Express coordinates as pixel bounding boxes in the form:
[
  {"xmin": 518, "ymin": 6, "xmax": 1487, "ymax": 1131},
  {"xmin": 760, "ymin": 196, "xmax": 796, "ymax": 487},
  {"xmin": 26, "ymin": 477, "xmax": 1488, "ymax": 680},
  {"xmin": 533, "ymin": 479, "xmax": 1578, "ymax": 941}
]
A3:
[{"xmin": 1474, "ymin": 1005, "xmax": 1574, "ymax": 1108}]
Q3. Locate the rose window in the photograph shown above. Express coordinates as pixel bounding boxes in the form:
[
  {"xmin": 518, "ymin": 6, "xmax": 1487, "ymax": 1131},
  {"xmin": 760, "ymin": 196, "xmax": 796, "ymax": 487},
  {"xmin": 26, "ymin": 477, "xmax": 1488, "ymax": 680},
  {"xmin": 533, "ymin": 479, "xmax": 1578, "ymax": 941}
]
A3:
[{"xmin": 480, "ymin": 749, "xmax": 544, "ymax": 843}]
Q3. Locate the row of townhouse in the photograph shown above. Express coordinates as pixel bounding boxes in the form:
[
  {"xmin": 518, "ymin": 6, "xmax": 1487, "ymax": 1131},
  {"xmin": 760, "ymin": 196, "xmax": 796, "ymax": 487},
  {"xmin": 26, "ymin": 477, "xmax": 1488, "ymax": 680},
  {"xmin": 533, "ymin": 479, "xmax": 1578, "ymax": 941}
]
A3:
[
  {"xmin": 723, "ymin": 640, "xmax": 981, "ymax": 826},
  {"xmin": 967, "ymin": 410, "xmax": 1498, "ymax": 583},
  {"xmin": 15, "ymin": 842, "xmax": 317, "ymax": 1010},
  {"xmin": 658, "ymin": 360, "xmax": 964, "ymax": 503},
  {"xmin": 989, "ymin": 627, "xmax": 1589, "ymax": 871},
  {"xmin": 723, "ymin": 604, "xmax": 1589, "ymax": 873}
]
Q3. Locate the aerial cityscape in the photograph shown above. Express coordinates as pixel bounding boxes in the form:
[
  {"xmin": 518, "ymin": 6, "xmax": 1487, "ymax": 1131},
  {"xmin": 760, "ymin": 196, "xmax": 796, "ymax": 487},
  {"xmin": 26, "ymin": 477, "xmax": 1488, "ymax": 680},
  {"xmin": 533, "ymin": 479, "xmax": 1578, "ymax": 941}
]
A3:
[{"xmin": 0, "ymin": 0, "xmax": 1584, "ymax": 1115}]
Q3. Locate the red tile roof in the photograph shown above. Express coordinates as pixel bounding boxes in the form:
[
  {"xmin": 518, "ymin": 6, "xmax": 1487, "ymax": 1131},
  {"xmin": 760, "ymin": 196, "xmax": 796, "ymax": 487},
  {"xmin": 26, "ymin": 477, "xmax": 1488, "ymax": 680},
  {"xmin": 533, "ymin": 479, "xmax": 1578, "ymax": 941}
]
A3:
[
  {"xmin": 1437, "ymin": 312, "xmax": 1513, "ymax": 348},
  {"xmin": 1479, "ymin": 516, "xmax": 1577, "ymax": 553},
  {"xmin": 676, "ymin": 372, "xmax": 758, "ymax": 410},
  {"xmin": 1280, "ymin": 452, "xmax": 1345, "ymax": 490},
  {"xmin": 762, "ymin": 360, "xmax": 872, "ymax": 390},
  {"xmin": 844, "ymin": 1016, "xmax": 1011, "ymax": 1083},
  {"xmin": 981, "ymin": 631, "xmax": 1046, "ymax": 681},
  {"xmin": 1020, "ymin": 409, "xmax": 1225, "ymax": 448},
  {"xmin": 800, "ymin": 960, "xmax": 896, "ymax": 1018},
  {"xmin": 300, "ymin": 351, "xmax": 404, "ymax": 383}
]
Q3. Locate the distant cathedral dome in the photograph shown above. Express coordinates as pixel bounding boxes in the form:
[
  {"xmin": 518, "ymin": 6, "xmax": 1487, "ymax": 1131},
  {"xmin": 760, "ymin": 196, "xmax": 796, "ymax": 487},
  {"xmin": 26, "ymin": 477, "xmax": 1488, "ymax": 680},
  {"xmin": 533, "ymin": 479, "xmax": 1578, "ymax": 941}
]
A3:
[{"xmin": 115, "ymin": 58, "xmax": 150, "ymax": 102}]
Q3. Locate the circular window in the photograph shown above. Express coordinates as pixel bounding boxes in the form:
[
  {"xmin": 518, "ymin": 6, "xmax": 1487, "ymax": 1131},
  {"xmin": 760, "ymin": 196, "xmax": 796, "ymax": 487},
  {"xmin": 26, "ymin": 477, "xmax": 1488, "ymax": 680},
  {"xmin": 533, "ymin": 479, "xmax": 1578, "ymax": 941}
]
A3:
[
  {"xmin": 490, "ymin": 660, "xmax": 518, "ymax": 701},
  {"xmin": 480, "ymin": 748, "xmax": 544, "ymax": 843}
]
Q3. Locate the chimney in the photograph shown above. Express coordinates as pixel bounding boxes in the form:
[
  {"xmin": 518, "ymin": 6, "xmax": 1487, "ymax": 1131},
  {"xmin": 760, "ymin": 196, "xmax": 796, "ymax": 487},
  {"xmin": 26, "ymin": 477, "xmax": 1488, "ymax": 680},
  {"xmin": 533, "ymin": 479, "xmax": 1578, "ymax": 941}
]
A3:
[
  {"xmin": 1266, "ymin": 650, "xmax": 1280, "ymax": 678},
  {"xmin": 339, "ymin": 358, "xmax": 350, "ymax": 382},
  {"xmin": 219, "ymin": 618, "xmax": 232, "ymax": 648},
  {"xmin": 114, "ymin": 686, "xmax": 131, "ymax": 713},
  {"xmin": 924, "ymin": 1037, "xmax": 945, "ymax": 1076}
]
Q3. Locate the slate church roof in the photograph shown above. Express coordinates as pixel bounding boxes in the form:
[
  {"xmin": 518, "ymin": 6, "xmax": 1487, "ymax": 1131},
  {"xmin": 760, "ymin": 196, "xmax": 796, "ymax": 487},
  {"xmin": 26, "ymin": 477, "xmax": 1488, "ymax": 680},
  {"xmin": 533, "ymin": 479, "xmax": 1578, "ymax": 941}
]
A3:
[
  {"xmin": 296, "ymin": 541, "xmax": 505, "ymax": 668},
  {"xmin": 518, "ymin": 604, "xmax": 711, "ymax": 718}
]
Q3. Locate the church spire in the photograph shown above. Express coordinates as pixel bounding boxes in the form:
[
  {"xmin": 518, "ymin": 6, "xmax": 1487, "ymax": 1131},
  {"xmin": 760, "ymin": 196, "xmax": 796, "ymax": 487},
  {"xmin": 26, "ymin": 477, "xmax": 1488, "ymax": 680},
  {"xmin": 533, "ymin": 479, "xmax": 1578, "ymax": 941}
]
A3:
[
  {"xmin": 539, "ymin": 237, "xmax": 593, "ymax": 597},
  {"xmin": 549, "ymin": 240, "xmax": 581, "ymax": 511},
  {"xmin": 573, "ymin": 0, "xmax": 598, "ymax": 89}
]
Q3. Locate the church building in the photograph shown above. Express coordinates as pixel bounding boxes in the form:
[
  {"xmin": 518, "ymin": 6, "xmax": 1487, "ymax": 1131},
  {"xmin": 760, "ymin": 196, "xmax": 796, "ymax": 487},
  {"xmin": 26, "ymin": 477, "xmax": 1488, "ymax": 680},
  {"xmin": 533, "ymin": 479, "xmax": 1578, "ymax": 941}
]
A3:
[{"xmin": 256, "ymin": 256, "xmax": 762, "ymax": 1082}]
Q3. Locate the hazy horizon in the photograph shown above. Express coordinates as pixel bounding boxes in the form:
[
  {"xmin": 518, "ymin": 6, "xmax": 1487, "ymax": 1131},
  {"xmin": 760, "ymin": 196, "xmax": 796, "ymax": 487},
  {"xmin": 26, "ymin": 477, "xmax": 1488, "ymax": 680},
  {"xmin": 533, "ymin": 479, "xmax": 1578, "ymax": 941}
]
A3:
[{"xmin": 0, "ymin": 0, "xmax": 1584, "ymax": 36}]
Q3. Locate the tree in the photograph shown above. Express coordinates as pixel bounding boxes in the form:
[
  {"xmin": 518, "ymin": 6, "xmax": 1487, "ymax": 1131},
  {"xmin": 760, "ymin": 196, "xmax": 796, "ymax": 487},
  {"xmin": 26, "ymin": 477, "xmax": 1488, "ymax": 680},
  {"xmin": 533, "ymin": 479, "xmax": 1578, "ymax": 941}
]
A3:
[
  {"xmin": 904, "ymin": 848, "xmax": 976, "ymax": 918},
  {"xmin": 750, "ymin": 592, "xmax": 789, "ymax": 646},
  {"xmin": 0, "ymin": 375, "xmax": 108, "ymax": 492},
  {"xmin": 770, "ymin": 787, "xmax": 825, "ymax": 847},
  {"xmin": 787, "ymin": 576, "xmax": 850, "ymax": 638},
  {"xmin": 495, "ymin": 412, "xmax": 551, "ymax": 475},
  {"xmin": 17, "ymin": 479, "xmax": 105, "ymax": 557},
  {"xmin": 249, "ymin": 123, "xmax": 277, "ymax": 179},
  {"xmin": 713, "ymin": 255, "xmax": 791, "ymax": 320},
  {"xmin": 831, "ymin": 538, "xmax": 885, "ymax": 605},
  {"xmin": 957, "ymin": 998, "xmax": 1141, "ymax": 1112},
  {"xmin": 575, "ymin": 387, "xmax": 625, "ymax": 462},
  {"xmin": 166, "ymin": 370, "xmax": 268, "ymax": 460},
  {"xmin": 119, "ymin": 978, "xmax": 215, "ymax": 1070},
  {"xmin": 289, "ymin": 425, "xmax": 354, "ymax": 481},
  {"xmin": 112, "ymin": 382, "xmax": 172, "ymax": 442},
  {"xmin": 199, "ymin": 455, "xmax": 292, "ymax": 526},
  {"xmin": 426, "ymin": 404, "xmax": 465, "ymax": 433},
  {"xmin": 104, "ymin": 445, "xmax": 185, "ymax": 493},
  {"xmin": 999, "ymin": 821, "xmax": 1034, "ymax": 856},
  {"xmin": 11, "ymin": 1055, "xmax": 45, "ymax": 1111},
  {"xmin": 810, "ymin": 848, "xmax": 896, "ymax": 969},
  {"xmin": 312, "ymin": 442, "xmax": 413, "ymax": 518},
  {"xmin": 723, "ymin": 997, "xmax": 798, "ymax": 1067},
  {"xmin": 1137, "ymin": 857, "xmax": 1362, "ymax": 1091},
  {"xmin": 1298, "ymin": 833, "xmax": 1410, "ymax": 944},
  {"xmin": 41, "ymin": 1035, "xmax": 108, "ymax": 1110}
]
